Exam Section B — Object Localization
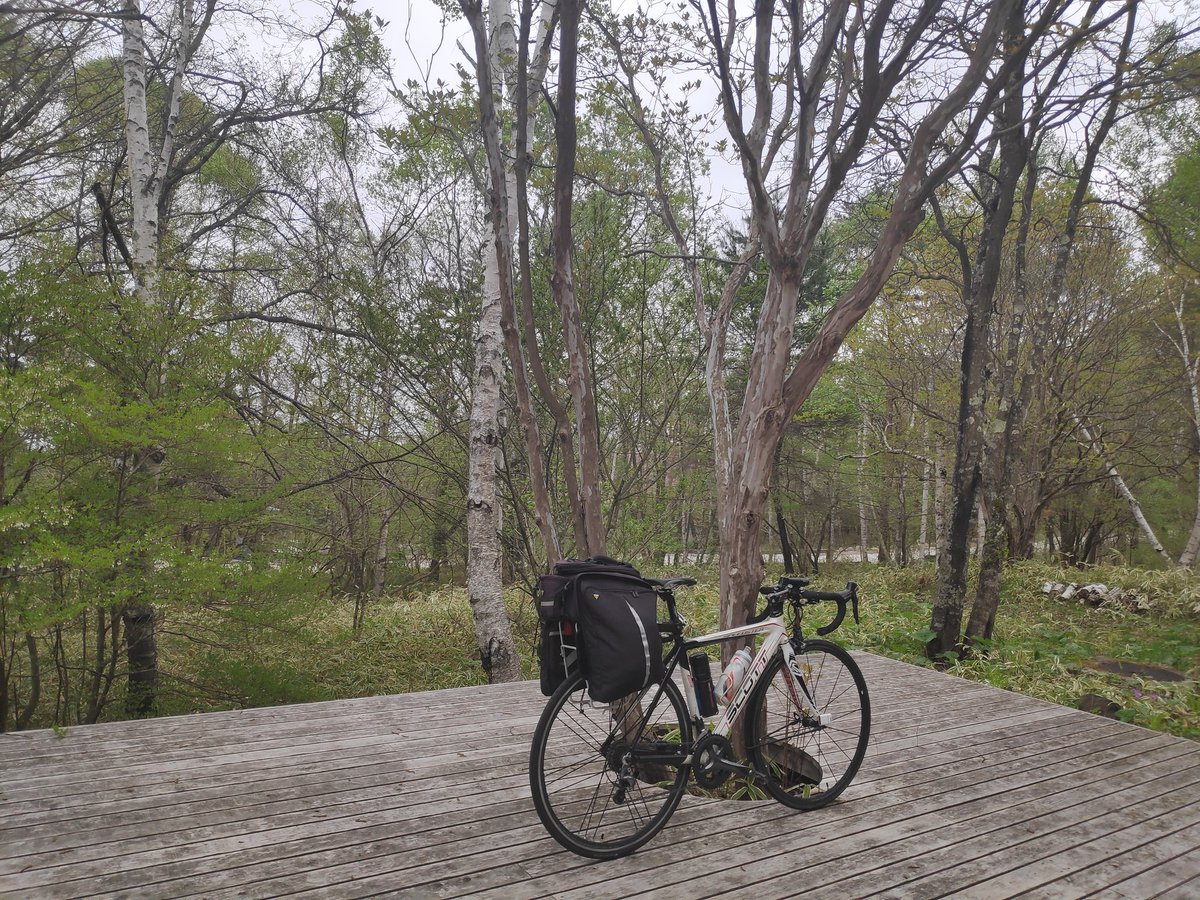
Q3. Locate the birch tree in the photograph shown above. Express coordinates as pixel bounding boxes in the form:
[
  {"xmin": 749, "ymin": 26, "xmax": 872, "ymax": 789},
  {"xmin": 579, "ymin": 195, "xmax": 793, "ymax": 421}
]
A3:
[
  {"xmin": 456, "ymin": 0, "xmax": 565, "ymax": 681},
  {"xmin": 113, "ymin": 0, "xmax": 365, "ymax": 710}
]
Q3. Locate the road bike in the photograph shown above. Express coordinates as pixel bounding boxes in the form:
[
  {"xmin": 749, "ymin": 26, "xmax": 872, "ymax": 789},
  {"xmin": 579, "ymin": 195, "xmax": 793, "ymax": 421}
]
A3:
[{"xmin": 528, "ymin": 575, "xmax": 871, "ymax": 859}]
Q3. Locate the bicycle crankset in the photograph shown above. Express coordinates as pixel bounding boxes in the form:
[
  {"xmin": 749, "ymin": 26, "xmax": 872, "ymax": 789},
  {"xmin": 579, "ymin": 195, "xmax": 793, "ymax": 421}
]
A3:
[{"xmin": 691, "ymin": 733, "xmax": 734, "ymax": 789}]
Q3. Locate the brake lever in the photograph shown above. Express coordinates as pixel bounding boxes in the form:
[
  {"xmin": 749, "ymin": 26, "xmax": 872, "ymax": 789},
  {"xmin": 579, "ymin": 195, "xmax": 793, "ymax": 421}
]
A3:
[{"xmin": 849, "ymin": 582, "xmax": 860, "ymax": 625}]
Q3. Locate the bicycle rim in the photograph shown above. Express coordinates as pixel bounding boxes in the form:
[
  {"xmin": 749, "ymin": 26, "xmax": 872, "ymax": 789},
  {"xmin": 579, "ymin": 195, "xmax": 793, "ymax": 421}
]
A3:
[
  {"xmin": 744, "ymin": 639, "xmax": 870, "ymax": 810},
  {"xmin": 529, "ymin": 672, "xmax": 691, "ymax": 859}
]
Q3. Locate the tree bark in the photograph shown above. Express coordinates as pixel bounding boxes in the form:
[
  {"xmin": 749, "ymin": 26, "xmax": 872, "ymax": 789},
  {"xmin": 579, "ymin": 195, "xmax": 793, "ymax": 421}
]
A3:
[
  {"xmin": 1165, "ymin": 292, "xmax": 1200, "ymax": 568},
  {"xmin": 858, "ymin": 416, "xmax": 870, "ymax": 563},
  {"xmin": 709, "ymin": 0, "xmax": 1016, "ymax": 635},
  {"xmin": 928, "ymin": 1, "xmax": 1030, "ymax": 658},
  {"xmin": 549, "ymin": 0, "xmax": 604, "ymax": 557},
  {"xmin": 918, "ymin": 421, "xmax": 931, "ymax": 561},
  {"xmin": 1075, "ymin": 418, "xmax": 1173, "ymax": 564},
  {"xmin": 772, "ymin": 438, "xmax": 794, "ymax": 573},
  {"xmin": 459, "ymin": 0, "xmax": 562, "ymax": 681},
  {"xmin": 488, "ymin": 0, "xmax": 560, "ymax": 566},
  {"xmin": 464, "ymin": 256, "xmax": 522, "ymax": 681},
  {"xmin": 122, "ymin": 0, "xmax": 159, "ymax": 294},
  {"xmin": 13, "ymin": 632, "xmax": 40, "ymax": 730},
  {"xmin": 119, "ymin": 0, "xmax": 199, "ymax": 715}
]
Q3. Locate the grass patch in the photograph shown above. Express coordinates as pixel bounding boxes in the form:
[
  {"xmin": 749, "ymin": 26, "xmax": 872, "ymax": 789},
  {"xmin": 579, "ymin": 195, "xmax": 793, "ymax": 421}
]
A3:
[
  {"xmin": 152, "ymin": 560, "xmax": 1197, "ymax": 742},
  {"xmin": 826, "ymin": 561, "xmax": 1200, "ymax": 741}
]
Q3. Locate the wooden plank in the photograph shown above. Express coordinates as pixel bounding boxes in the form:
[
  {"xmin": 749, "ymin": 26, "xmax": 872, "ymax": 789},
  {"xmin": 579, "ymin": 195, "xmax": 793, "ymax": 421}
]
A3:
[
  {"xmin": 0, "ymin": 754, "xmax": 534, "ymax": 882},
  {"xmin": 267, "ymin": 720, "xmax": 1166, "ymax": 898},
  {"xmin": 848, "ymin": 769, "xmax": 1200, "ymax": 899},
  {"xmin": 807, "ymin": 764, "xmax": 1200, "ymax": 899},
  {"xmin": 0, "ymin": 720, "xmax": 543, "ymax": 845},
  {"xmin": 41, "ymin": 713, "xmax": 1105, "ymax": 897},
  {"xmin": 1, "ymin": 651, "xmax": 1196, "ymax": 900},
  {"xmin": 0, "ymin": 681, "xmax": 532, "ymax": 760},
  {"xmin": 1084, "ymin": 846, "xmax": 1200, "ymax": 900},
  {"xmin": 462, "ymin": 718, "xmax": 1136, "ymax": 900},
  {"xmin": 530, "ymin": 737, "xmax": 1191, "ymax": 899},
  {"xmin": 1149, "ymin": 870, "xmax": 1200, "ymax": 900},
  {"xmin": 10, "ymin": 705, "xmax": 1095, "ymax": 896},
  {"xmin": 721, "ymin": 753, "xmax": 1200, "ymax": 900},
  {"xmin": 386, "ymin": 734, "xmax": 1190, "ymax": 900},
  {"xmin": 998, "ymin": 815, "xmax": 1200, "ymax": 898}
]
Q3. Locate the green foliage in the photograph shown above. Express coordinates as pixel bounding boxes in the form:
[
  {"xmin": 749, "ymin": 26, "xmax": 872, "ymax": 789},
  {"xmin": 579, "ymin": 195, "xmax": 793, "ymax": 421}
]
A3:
[
  {"xmin": 835, "ymin": 562, "xmax": 1200, "ymax": 740},
  {"xmin": 121, "ymin": 560, "xmax": 1199, "ymax": 744}
]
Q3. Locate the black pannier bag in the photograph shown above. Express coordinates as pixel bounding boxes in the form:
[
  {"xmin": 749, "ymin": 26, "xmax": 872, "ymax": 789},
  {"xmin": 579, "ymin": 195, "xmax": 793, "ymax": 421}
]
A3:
[
  {"xmin": 535, "ymin": 556, "xmax": 664, "ymax": 702},
  {"xmin": 536, "ymin": 572, "xmax": 577, "ymax": 697}
]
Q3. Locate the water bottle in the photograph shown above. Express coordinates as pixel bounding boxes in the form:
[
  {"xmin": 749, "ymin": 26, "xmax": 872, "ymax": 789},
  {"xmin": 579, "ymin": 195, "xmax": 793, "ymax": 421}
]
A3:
[
  {"xmin": 688, "ymin": 652, "xmax": 718, "ymax": 717},
  {"xmin": 715, "ymin": 649, "xmax": 753, "ymax": 705}
]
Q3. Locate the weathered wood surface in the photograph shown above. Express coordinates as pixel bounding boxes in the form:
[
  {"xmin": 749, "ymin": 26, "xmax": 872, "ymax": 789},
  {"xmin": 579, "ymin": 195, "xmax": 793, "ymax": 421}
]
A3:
[{"xmin": 1, "ymin": 653, "xmax": 1196, "ymax": 898}]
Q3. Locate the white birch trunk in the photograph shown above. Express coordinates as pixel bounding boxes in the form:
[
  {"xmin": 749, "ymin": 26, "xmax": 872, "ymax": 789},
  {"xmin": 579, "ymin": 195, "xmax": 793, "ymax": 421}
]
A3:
[
  {"xmin": 373, "ymin": 514, "xmax": 391, "ymax": 599},
  {"xmin": 461, "ymin": 0, "xmax": 558, "ymax": 681},
  {"xmin": 122, "ymin": 0, "xmax": 158, "ymax": 296},
  {"xmin": 1075, "ymin": 417, "xmax": 1173, "ymax": 565},
  {"xmin": 119, "ymin": 0, "xmax": 196, "ymax": 716},
  {"xmin": 858, "ymin": 418, "xmax": 869, "ymax": 563},
  {"xmin": 918, "ymin": 422, "xmax": 931, "ymax": 560},
  {"xmin": 465, "ymin": 252, "xmax": 522, "ymax": 682},
  {"xmin": 1166, "ymin": 296, "xmax": 1200, "ymax": 568}
]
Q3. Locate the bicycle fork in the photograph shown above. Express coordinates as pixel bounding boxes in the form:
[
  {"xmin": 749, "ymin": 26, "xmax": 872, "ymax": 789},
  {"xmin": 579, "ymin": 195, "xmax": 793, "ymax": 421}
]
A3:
[{"xmin": 780, "ymin": 641, "xmax": 833, "ymax": 729}]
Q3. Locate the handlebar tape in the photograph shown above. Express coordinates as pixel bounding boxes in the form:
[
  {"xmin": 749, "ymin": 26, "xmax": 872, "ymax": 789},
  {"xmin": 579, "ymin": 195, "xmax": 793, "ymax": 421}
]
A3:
[{"xmin": 747, "ymin": 582, "xmax": 860, "ymax": 632}]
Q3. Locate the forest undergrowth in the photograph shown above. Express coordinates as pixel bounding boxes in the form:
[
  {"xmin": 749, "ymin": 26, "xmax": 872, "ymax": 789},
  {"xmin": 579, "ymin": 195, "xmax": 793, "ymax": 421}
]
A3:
[{"xmin": 148, "ymin": 561, "xmax": 1200, "ymax": 742}]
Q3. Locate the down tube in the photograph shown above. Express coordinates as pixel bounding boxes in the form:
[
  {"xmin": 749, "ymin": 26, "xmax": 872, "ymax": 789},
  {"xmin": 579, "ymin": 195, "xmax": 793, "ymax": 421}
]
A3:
[{"xmin": 709, "ymin": 623, "xmax": 787, "ymax": 738}]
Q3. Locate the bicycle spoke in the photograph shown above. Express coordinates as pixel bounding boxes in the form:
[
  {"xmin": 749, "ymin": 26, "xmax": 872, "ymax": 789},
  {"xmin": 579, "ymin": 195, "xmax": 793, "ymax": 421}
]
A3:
[
  {"xmin": 531, "ymin": 671, "xmax": 690, "ymax": 857},
  {"xmin": 745, "ymin": 641, "xmax": 870, "ymax": 810}
]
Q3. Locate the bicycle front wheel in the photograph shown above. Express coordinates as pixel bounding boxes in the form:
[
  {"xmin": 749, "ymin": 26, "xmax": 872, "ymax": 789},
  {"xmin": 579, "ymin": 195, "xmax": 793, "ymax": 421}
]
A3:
[
  {"xmin": 529, "ymin": 671, "xmax": 692, "ymax": 859},
  {"xmin": 744, "ymin": 639, "xmax": 870, "ymax": 810}
]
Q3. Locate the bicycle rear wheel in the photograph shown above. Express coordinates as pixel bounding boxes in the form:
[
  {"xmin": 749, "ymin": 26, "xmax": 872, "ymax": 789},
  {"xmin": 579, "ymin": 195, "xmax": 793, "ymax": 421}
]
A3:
[
  {"xmin": 743, "ymin": 639, "xmax": 870, "ymax": 810},
  {"xmin": 529, "ymin": 671, "xmax": 691, "ymax": 859}
]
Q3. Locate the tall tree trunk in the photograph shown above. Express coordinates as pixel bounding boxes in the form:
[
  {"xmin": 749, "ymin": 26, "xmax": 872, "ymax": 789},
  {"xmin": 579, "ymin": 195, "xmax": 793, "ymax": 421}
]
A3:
[
  {"xmin": 918, "ymin": 427, "xmax": 931, "ymax": 561},
  {"xmin": 858, "ymin": 417, "xmax": 870, "ymax": 563},
  {"xmin": 459, "ymin": 0, "xmax": 562, "ymax": 681},
  {"xmin": 772, "ymin": 438, "xmax": 794, "ymax": 573},
  {"xmin": 928, "ymin": 188, "xmax": 1011, "ymax": 655},
  {"xmin": 119, "ymin": 0, "xmax": 187, "ymax": 716},
  {"xmin": 122, "ymin": 0, "xmax": 159, "ymax": 293},
  {"xmin": 373, "ymin": 509, "xmax": 394, "ymax": 600},
  {"xmin": 549, "ymin": 0, "xmax": 604, "ymax": 557},
  {"xmin": 775, "ymin": 502, "xmax": 794, "ymax": 574},
  {"xmin": 967, "ymin": 147, "xmax": 1037, "ymax": 644},
  {"xmin": 463, "ymin": 111, "xmax": 523, "ymax": 678},
  {"xmin": 935, "ymin": 442, "xmax": 949, "ymax": 559},
  {"xmin": 1166, "ymin": 292, "xmax": 1200, "ymax": 568},
  {"xmin": 464, "ymin": 258, "xmax": 522, "ymax": 681},
  {"xmin": 1075, "ymin": 418, "xmax": 1173, "ymax": 565},
  {"xmin": 490, "ymin": 0, "xmax": 560, "ymax": 566},
  {"xmin": 11, "ymin": 632, "xmax": 39, "ymax": 730},
  {"xmin": 927, "ymin": 3, "xmax": 1030, "ymax": 658},
  {"xmin": 122, "ymin": 609, "xmax": 157, "ymax": 717}
]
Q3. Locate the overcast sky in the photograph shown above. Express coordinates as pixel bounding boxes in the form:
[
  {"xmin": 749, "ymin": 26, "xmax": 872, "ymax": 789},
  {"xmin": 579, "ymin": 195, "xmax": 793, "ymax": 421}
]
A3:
[{"xmin": 368, "ymin": 0, "xmax": 746, "ymax": 215}]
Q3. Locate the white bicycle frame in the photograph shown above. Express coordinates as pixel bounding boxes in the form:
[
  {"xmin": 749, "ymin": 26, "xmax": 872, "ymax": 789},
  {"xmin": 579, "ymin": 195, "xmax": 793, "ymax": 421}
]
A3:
[{"xmin": 678, "ymin": 615, "xmax": 820, "ymax": 739}]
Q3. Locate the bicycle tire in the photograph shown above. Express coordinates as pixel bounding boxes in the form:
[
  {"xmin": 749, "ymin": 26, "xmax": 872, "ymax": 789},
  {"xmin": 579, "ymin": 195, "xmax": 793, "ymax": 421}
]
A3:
[
  {"xmin": 743, "ymin": 639, "xmax": 870, "ymax": 810},
  {"xmin": 529, "ymin": 670, "xmax": 692, "ymax": 859}
]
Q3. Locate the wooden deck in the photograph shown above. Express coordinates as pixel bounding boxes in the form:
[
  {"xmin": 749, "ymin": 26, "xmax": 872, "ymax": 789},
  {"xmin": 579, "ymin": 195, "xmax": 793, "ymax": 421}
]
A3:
[{"xmin": 1, "ymin": 653, "xmax": 1197, "ymax": 899}]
